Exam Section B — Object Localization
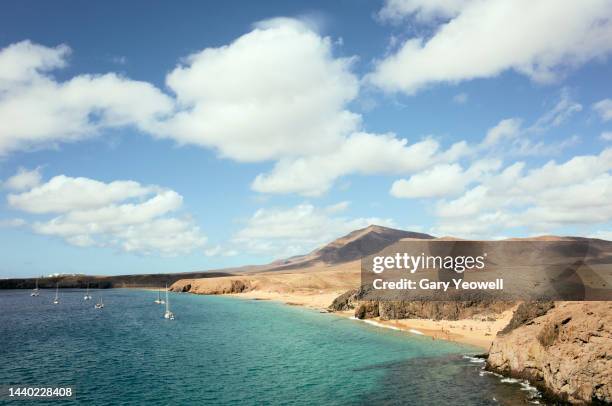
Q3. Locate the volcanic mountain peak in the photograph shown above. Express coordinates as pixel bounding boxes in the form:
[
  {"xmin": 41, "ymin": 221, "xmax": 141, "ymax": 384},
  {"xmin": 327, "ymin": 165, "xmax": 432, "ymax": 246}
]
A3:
[{"xmin": 270, "ymin": 225, "xmax": 434, "ymax": 270}]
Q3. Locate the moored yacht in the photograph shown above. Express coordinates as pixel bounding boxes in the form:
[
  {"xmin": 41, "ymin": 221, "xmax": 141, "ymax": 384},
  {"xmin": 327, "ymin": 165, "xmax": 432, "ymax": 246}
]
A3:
[
  {"xmin": 154, "ymin": 288, "xmax": 165, "ymax": 304},
  {"xmin": 83, "ymin": 283, "xmax": 92, "ymax": 300},
  {"xmin": 53, "ymin": 283, "xmax": 60, "ymax": 304},
  {"xmin": 30, "ymin": 279, "xmax": 40, "ymax": 297},
  {"xmin": 95, "ymin": 296, "xmax": 104, "ymax": 309},
  {"xmin": 163, "ymin": 285, "xmax": 174, "ymax": 320}
]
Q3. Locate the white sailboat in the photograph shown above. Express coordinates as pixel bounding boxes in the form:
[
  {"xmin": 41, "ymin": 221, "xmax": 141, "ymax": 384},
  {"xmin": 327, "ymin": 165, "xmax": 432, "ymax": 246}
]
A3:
[
  {"xmin": 83, "ymin": 283, "xmax": 92, "ymax": 300},
  {"xmin": 95, "ymin": 296, "xmax": 104, "ymax": 309},
  {"xmin": 154, "ymin": 288, "xmax": 165, "ymax": 304},
  {"xmin": 163, "ymin": 285, "xmax": 174, "ymax": 320},
  {"xmin": 30, "ymin": 279, "xmax": 39, "ymax": 297},
  {"xmin": 53, "ymin": 283, "xmax": 60, "ymax": 304}
]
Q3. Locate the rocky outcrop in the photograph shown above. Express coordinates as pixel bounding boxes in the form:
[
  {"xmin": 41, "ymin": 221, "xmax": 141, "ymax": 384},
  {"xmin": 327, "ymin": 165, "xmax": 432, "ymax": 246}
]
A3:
[
  {"xmin": 498, "ymin": 300, "xmax": 555, "ymax": 334},
  {"xmin": 171, "ymin": 278, "xmax": 252, "ymax": 294},
  {"xmin": 328, "ymin": 288, "xmax": 361, "ymax": 311},
  {"xmin": 487, "ymin": 301, "xmax": 612, "ymax": 405},
  {"xmin": 329, "ymin": 287, "xmax": 514, "ymax": 321},
  {"xmin": 376, "ymin": 300, "xmax": 514, "ymax": 321}
]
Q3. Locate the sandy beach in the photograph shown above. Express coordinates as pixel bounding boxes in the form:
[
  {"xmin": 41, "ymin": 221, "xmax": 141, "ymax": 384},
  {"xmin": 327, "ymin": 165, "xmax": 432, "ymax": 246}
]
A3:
[
  {"xmin": 228, "ymin": 290, "xmax": 514, "ymax": 349},
  {"xmin": 170, "ymin": 261, "xmax": 515, "ymax": 350}
]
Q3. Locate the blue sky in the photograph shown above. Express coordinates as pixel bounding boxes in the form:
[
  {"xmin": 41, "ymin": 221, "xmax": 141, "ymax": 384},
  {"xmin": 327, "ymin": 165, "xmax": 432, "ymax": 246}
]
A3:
[{"xmin": 1, "ymin": 0, "xmax": 611, "ymax": 277}]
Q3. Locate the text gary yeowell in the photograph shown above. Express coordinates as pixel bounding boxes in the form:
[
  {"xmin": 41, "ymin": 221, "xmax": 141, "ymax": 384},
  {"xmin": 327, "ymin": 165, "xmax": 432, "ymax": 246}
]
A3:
[{"xmin": 370, "ymin": 253, "xmax": 504, "ymax": 291}]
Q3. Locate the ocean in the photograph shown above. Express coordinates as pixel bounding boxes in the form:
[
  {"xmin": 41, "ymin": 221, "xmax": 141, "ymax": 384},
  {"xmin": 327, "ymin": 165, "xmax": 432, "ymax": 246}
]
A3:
[{"xmin": 0, "ymin": 289, "xmax": 538, "ymax": 405}]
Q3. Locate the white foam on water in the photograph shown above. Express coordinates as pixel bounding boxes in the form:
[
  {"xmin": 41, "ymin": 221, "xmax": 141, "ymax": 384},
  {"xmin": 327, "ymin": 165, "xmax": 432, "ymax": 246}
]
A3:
[
  {"xmin": 462, "ymin": 355, "xmax": 486, "ymax": 363},
  {"xmin": 362, "ymin": 319, "xmax": 401, "ymax": 331},
  {"xmin": 408, "ymin": 328, "xmax": 425, "ymax": 335}
]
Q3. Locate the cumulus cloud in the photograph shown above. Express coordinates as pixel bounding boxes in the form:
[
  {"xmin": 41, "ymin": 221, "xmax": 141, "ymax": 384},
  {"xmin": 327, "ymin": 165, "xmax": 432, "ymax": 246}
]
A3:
[
  {"xmin": 5, "ymin": 174, "xmax": 206, "ymax": 255},
  {"xmin": 379, "ymin": 0, "xmax": 471, "ymax": 23},
  {"xmin": 0, "ymin": 41, "xmax": 174, "ymax": 155},
  {"xmin": 601, "ymin": 132, "xmax": 612, "ymax": 142},
  {"xmin": 252, "ymin": 133, "xmax": 469, "ymax": 196},
  {"xmin": 593, "ymin": 99, "xmax": 612, "ymax": 122},
  {"xmin": 157, "ymin": 18, "xmax": 359, "ymax": 162},
  {"xmin": 2, "ymin": 167, "xmax": 42, "ymax": 191},
  {"xmin": 390, "ymin": 159, "xmax": 500, "ymax": 198},
  {"xmin": 7, "ymin": 175, "xmax": 155, "ymax": 214},
  {"xmin": 0, "ymin": 22, "xmax": 463, "ymax": 197},
  {"xmin": 431, "ymin": 148, "xmax": 612, "ymax": 237},
  {"xmin": 232, "ymin": 202, "xmax": 394, "ymax": 257},
  {"xmin": 369, "ymin": 0, "xmax": 612, "ymax": 93}
]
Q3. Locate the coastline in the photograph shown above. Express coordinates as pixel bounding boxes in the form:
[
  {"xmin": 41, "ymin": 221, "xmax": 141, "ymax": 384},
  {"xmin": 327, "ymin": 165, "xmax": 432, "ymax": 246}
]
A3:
[{"xmin": 224, "ymin": 289, "xmax": 513, "ymax": 350}]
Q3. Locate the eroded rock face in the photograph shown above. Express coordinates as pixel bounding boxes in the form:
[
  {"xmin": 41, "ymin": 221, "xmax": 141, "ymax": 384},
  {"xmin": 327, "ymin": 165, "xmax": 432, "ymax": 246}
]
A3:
[
  {"xmin": 328, "ymin": 288, "xmax": 360, "ymax": 311},
  {"xmin": 328, "ymin": 288, "xmax": 515, "ymax": 321},
  {"xmin": 497, "ymin": 300, "xmax": 555, "ymax": 334},
  {"xmin": 487, "ymin": 302, "xmax": 612, "ymax": 405},
  {"xmin": 170, "ymin": 278, "xmax": 252, "ymax": 294},
  {"xmin": 376, "ymin": 300, "xmax": 513, "ymax": 321}
]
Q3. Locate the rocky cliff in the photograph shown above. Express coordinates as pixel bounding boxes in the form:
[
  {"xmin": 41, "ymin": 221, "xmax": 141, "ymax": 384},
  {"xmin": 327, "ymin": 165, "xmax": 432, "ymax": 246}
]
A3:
[
  {"xmin": 487, "ymin": 301, "xmax": 612, "ymax": 404},
  {"xmin": 329, "ymin": 287, "xmax": 515, "ymax": 321}
]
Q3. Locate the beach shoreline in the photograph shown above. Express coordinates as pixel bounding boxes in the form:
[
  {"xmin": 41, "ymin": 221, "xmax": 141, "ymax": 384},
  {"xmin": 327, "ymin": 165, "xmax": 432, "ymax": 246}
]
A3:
[{"xmin": 221, "ymin": 289, "xmax": 512, "ymax": 350}]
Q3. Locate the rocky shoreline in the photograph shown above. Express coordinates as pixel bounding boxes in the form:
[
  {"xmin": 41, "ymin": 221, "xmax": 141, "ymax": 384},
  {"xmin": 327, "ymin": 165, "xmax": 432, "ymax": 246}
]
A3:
[
  {"xmin": 333, "ymin": 293, "xmax": 611, "ymax": 405},
  {"xmin": 486, "ymin": 301, "xmax": 611, "ymax": 405}
]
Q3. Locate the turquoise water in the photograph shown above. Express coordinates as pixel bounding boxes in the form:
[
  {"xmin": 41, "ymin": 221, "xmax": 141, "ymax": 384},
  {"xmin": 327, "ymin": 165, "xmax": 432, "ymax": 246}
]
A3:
[{"xmin": 0, "ymin": 290, "xmax": 533, "ymax": 405}]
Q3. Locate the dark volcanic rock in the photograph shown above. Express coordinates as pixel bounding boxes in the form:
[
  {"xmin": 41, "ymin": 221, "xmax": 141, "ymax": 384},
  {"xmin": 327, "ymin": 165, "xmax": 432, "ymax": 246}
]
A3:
[{"xmin": 355, "ymin": 302, "xmax": 380, "ymax": 319}]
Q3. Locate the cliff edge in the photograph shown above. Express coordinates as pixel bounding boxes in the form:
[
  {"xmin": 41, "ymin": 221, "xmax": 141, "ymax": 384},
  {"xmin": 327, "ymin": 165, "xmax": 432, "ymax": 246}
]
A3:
[{"xmin": 487, "ymin": 301, "xmax": 611, "ymax": 404}]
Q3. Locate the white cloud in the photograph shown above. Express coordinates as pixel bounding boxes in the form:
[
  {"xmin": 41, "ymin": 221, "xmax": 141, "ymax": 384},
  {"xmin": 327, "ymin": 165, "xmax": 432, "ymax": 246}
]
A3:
[
  {"xmin": 369, "ymin": 0, "xmax": 612, "ymax": 93},
  {"xmin": 379, "ymin": 0, "xmax": 471, "ymax": 23},
  {"xmin": 529, "ymin": 89, "xmax": 582, "ymax": 131},
  {"xmin": 0, "ymin": 41, "xmax": 174, "ymax": 156},
  {"xmin": 7, "ymin": 175, "xmax": 206, "ymax": 255},
  {"xmin": 157, "ymin": 18, "xmax": 359, "ymax": 162},
  {"xmin": 232, "ymin": 203, "xmax": 394, "ymax": 257},
  {"xmin": 431, "ymin": 148, "xmax": 612, "ymax": 237},
  {"xmin": 2, "ymin": 167, "xmax": 42, "ymax": 191},
  {"xmin": 390, "ymin": 159, "xmax": 500, "ymax": 198},
  {"xmin": 479, "ymin": 91, "xmax": 582, "ymax": 155},
  {"xmin": 252, "ymin": 132, "xmax": 469, "ymax": 196},
  {"xmin": 593, "ymin": 98, "xmax": 612, "ymax": 122},
  {"xmin": 482, "ymin": 118, "xmax": 522, "ymax": 147},
  {"xmin": 7, "ymin": 175, "xmax": 155, "ymax": 214},
  {"xmin": 325, "ymin": 201, "xmax": 351, "ymax": 214},
  {"xmin": 601, "ymin": 132, "xmax": 612, "ymax": 141},
  {"xmin": 0, "ymin": 24, "xmax": 457, "ymax": 198}
]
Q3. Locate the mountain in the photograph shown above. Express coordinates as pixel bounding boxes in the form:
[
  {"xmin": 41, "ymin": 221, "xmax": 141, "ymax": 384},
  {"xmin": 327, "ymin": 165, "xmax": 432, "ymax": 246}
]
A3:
[{"xmin": 266, "ymin": 225, "xmax": 434, "ymax": 270}]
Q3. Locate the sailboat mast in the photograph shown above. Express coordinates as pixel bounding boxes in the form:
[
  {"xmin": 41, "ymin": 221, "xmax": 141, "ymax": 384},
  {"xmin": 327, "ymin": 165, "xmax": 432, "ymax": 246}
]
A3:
[{"xmin": 165, "ymin": 285, "xmax": 170, "ymax": 312}]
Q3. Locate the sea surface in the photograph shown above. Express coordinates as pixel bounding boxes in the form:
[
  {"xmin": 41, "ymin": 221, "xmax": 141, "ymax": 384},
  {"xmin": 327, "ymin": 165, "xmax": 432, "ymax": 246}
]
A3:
[{"xmin": 0, "ymin": 289, "xmax": 539, "ymax": 405}]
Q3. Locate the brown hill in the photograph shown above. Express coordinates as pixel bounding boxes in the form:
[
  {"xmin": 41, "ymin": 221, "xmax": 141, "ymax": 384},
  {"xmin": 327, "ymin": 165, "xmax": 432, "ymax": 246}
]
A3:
[{"xmin": 266, "ymin": 225, "xmax": 434, "ymax": 271}]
